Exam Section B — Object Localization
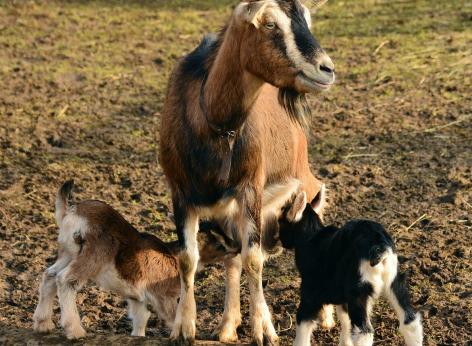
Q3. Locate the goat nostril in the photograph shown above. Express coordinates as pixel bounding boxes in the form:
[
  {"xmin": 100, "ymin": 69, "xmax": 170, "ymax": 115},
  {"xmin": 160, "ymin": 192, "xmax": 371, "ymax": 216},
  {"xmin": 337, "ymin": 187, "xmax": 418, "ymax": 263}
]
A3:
[{"xmin": 320, "ymin": 64, "xmax": 334, "ymax": 74}]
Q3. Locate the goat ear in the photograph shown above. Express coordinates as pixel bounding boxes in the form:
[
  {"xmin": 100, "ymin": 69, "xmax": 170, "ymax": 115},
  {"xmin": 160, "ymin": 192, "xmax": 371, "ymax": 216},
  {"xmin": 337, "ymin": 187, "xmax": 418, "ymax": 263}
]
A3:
[
  {"xmin": 286, "ymin": 191, "xmax": 307, "ymax": 222},
  {"xmin": 237, "ymin": 1, "xmax": 268, "ymax": 28},
  {"xmin": 311, "ymin": 183, "xmax": 326, "ymax": 216}
]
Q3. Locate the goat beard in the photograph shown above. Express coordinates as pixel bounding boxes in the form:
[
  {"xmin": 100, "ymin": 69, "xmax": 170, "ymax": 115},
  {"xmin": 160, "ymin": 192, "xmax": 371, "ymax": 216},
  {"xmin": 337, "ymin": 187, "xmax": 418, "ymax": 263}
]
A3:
[{"xmin": 278, "ymin": 88, "xmax": 311, "ymax": 127}]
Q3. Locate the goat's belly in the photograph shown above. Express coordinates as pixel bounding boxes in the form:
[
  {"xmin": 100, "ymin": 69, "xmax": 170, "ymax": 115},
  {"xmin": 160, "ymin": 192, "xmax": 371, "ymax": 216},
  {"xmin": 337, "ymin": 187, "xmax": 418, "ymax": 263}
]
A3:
[
  {"xmin": 196, "ymin": 178, "xmax": 301, "ymax": 221},
  {"xmin": 196, "ymin": 195, "xmax": 239, "ymax": 220},
  {"xmin": 93, "ymin": 265, "xmax": 144, "ymax": 301}
]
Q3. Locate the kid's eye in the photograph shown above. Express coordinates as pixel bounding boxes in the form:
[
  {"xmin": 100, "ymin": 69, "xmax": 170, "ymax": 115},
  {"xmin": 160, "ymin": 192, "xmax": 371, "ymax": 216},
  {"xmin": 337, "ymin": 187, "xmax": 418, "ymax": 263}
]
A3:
[{"xmin": 265, "ymin": 22, "xmax": 276, "ymax": 30}]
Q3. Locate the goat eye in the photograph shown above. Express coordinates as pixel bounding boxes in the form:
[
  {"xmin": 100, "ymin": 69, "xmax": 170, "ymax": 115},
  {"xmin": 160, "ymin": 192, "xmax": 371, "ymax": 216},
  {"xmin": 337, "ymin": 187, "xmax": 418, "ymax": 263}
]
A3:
[{"xmin": 264, "ymin": 22, "xmax": 276, "ymax": 30}]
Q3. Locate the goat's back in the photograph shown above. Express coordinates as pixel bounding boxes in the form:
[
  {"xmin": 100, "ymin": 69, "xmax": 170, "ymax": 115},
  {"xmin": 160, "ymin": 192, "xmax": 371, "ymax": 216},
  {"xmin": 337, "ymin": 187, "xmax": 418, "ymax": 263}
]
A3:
[{"xmin": 62, "ymin": 200, "xmax": 180, "ymax": 290}]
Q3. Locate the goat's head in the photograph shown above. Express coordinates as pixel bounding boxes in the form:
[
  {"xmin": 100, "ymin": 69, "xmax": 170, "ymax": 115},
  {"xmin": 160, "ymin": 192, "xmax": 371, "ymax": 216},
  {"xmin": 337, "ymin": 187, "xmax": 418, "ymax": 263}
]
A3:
[{"xmin": 234, "ymin": 0, "xmax": 334, "ymax": 94}]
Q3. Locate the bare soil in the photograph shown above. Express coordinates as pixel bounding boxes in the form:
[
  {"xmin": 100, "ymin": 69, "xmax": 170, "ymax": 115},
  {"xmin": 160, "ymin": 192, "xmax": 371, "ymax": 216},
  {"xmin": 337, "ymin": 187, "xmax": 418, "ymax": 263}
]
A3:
[{"xmin": 0, "ymin": 0, "xmax": 471, "ymax": 345}]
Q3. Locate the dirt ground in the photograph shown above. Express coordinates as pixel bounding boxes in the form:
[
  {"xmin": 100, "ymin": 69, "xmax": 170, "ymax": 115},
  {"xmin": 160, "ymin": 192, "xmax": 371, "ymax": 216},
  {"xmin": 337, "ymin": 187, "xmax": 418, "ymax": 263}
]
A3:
[{"xmin": 0, "ymin": 0, "xmax": 471, "ymax": 345}]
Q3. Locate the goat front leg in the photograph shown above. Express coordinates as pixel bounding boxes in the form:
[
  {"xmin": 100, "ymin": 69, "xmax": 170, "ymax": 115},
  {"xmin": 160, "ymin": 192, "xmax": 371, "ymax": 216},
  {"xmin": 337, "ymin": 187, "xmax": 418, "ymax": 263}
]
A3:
[
  {"xmin": 294, "ymin": 294, "xmax": 322, "ymax": 346},
  {"xmin": 240, "ymin": 190, "xmax": 278, "ymax": 346},
  {"xmin": 170, "ymin": 204, "xmax": 199, "ymax": 345},
  {"xmin": 213, "ymin": 255, "xmax": 242, "ymax": 343}
]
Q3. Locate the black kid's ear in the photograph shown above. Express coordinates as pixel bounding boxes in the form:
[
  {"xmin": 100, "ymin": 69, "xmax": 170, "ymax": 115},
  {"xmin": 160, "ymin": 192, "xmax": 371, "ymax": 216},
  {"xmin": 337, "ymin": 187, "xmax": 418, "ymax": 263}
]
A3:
[{"xmin": 286, "ymin": 190, "xmax": 307, "ymax": 222}]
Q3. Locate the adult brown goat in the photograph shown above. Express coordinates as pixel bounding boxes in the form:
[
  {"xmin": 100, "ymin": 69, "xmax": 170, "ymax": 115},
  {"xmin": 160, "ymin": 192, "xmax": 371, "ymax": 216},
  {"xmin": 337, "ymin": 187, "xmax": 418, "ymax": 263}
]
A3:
[{"xmin": 159, "ymin": 1, "xmax": 335, "ymax": 345}]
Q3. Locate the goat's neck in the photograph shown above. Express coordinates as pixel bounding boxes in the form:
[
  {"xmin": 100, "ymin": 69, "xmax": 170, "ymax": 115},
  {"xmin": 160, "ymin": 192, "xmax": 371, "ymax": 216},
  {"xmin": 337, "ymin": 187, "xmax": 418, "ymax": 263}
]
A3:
[{"xmin": 202, "ymin": 23, "xmax": 263, "ymax": 130}]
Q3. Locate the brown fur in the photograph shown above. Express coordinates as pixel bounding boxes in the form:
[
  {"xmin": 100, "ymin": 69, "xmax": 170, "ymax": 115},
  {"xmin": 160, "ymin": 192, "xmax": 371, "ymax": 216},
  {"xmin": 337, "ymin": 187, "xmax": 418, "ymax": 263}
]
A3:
[
  {"xmin": 159, "ymin": 1, "xmax": 333, "ymax": 344},
  {"xmin": 33, "ymin": 187, "xmax": 235, "ymax": 339}
]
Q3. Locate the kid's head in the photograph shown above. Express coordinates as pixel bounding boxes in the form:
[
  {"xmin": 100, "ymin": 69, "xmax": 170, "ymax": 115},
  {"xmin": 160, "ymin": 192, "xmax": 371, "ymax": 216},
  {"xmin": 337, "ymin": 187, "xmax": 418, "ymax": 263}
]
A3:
[{"xmin": 277, "ymin": 188, "xmax": 324, "ymax": 249}]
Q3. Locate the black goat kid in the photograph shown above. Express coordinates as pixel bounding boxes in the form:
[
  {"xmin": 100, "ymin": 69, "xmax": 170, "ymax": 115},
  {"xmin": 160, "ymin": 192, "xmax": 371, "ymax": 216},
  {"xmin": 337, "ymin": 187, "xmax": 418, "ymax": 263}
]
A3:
[{"xmin": 277, "ymin": 191, "xmax": 423, "ymax": 346}]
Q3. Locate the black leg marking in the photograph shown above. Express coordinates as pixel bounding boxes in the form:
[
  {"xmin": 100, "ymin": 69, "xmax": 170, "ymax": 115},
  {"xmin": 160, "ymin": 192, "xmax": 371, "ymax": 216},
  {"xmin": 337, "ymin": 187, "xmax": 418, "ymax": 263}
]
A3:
[
  {"xmin": 347, "ymin": 294, "xmax": 374, "ymax": 334},
  {"xmin": 391, "ymin": 272, "xmax": 417, "ymax": 324}
]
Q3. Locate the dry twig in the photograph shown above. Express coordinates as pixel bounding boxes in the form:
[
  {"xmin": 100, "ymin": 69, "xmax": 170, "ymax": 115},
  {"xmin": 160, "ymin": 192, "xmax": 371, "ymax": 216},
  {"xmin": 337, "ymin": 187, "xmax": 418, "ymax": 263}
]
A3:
[
  {"xmin": 277, "ymin": 312, "xmax": 293, "ymax": 333},
  {"xmin": 373, "ymin": 40, "xmax": 390, "ymax": 55},
  {"xmin": 422, "ymin": 114, "xmax": 472, "ymax": 133},
  {"xmin": 344, "ymin": 153, "xmax": 379, "ymax": 160},
  {"xmin": 405, "ymin": 214, "xmax": 428, "ymax": 231}
]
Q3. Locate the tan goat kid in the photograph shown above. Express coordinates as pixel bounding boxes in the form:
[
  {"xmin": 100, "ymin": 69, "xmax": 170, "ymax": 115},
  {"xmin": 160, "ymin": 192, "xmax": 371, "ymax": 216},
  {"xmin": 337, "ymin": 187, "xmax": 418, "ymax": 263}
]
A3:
[{"xmin": 33, "ymin": 181, "xmax": 236, "ymax": 339}]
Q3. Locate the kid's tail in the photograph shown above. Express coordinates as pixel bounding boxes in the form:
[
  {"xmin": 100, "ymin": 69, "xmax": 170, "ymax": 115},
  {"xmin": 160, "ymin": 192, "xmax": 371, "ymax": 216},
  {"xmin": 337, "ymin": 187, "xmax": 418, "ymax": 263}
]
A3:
[
  {"xmin": 55, "ymin": 180, "xmax": 75, "ymax": 227},
  {"xmin": 368, "ymin": 244, "xmax": 390, "ymax": 266}
]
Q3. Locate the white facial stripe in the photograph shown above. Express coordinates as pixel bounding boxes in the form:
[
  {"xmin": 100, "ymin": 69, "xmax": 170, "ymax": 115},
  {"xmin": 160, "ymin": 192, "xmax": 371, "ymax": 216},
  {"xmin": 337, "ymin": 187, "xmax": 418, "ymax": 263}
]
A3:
[{"xmin": 269, "ymin": 3, "xmax": 317, "ymax": 75}]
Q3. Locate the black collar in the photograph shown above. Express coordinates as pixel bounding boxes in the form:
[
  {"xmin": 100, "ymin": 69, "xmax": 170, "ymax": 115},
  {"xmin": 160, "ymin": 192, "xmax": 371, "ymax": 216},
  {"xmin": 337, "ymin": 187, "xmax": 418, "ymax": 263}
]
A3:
[{"xmin": 199, "ymin": 77, "xmax": 244, "ymax": 184}]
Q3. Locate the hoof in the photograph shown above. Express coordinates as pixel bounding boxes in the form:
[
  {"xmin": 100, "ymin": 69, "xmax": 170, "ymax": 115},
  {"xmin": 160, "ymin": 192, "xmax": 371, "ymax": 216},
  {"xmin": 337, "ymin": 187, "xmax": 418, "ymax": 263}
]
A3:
[
  {"xmin": 211, "ymin": 320, "xmax": 240, "ymax": 343},
  {"xmin": 170, "ymin": 319, "xmax": 196, "ymax": 346},
  {"xmin": 33, "ymin": 319, "xmax": 55, "ymax": 333},
  {"xmin": 65, "ymin": 326, "xmax": 86, "ymax": 340},
  {"xmin": 263, "ymin": 333, "xmax": 279, "ymax": 346},
  {"xmin": 251, "ymin": 332, "xmax": 279, "ymax": 346},
  {"xmin": 168, "ymin": 336, "xmax": 195, "ymax": 346}
]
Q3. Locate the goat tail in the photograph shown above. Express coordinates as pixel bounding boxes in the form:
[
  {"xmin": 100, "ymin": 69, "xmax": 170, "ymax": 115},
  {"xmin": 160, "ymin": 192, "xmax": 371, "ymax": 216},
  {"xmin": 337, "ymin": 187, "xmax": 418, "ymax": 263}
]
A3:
[{"xmin": 55, "ymin": 180, "xmax": 75, "ymax": 227}]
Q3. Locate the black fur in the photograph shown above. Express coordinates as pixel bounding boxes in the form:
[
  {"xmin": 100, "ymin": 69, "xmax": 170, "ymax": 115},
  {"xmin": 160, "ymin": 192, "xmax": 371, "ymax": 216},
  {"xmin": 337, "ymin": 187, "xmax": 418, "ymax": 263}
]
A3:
[
  {"xmin": 391, "ymin": 272, "xmax": 417, "ymax": 324},
  {"xmin": 180, "ymin": 33, "xmax": 218, "ymax": 80},
  {"xmin": 271, "ymin": 29, "xmax": 289, "ymax": 60},
  {"xmin": 287, "ymin": 0, "xmax": 321, "ymax": 61},
  {"xmin": 278, "ymin": 204, "xmax": 418, "ymax": 336}
]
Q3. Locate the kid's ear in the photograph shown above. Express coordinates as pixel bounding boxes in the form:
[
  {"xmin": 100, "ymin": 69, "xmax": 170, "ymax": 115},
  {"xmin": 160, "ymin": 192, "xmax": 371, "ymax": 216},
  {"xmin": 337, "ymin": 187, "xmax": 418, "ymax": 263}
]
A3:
[
  {"xmin": 236, "ymin": 1, "xmax": 268, "ymax": 28},
  {"xmin": 311, "ymin": 183, "xmax": 326, "ymax": 216},
  {"xmin": 286, "ymin": 191, "xmax": 307, "ymax": 222}
]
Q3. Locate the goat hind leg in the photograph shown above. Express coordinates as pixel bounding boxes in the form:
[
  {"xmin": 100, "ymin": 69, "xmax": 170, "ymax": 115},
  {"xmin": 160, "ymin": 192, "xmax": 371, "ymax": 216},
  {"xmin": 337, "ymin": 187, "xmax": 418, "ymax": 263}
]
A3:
[
  {"xmin": 128, "ymin": 299, "xmax": 151, "ymax": 337},
  {"xmin": 56, "ymin": 266, "xmax": 87, "ymax": 339},
  {"xmin": 33, "ymin": 256, "xmax": 71, "ymax": 333},
  {"xmin": 385, "ymin": 273, "xmax": 423, "ymax": 346},
  {"xmin": 213, "ymin": 255, "xmax": 242, "ymax": 343},
  {"xmin": 33, "ymin": 270, "xmax": 58, "ymax": 333}
]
